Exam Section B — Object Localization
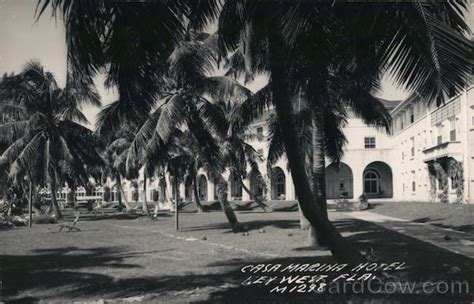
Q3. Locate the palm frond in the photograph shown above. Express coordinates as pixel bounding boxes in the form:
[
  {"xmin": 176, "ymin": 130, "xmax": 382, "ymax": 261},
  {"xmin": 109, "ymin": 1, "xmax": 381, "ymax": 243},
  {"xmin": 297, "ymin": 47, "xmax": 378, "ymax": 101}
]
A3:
[
  {"xmin": 0, "ymin": 120, "xmax": 29, "ymax": 144},
  {"xmin": 156, "ymin": 94, "xmax": 186, "ymax": 143}
]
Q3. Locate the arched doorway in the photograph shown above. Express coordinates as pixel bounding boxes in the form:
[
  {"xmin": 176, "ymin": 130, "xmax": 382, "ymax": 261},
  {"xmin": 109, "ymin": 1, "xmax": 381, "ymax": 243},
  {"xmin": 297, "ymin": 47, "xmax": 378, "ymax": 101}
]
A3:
[
  {"xmin": 230, "ymin": 172, "xmax": 242, "ymax": 200},
  {"xmin": 326, "ymin": 162, "xmax": 354, "ymax": 199},
  {"xmin": 271, "ymin": 167, "xmax": 286, "ymax": 200},
  {"xmin": 170, "ymin": 177, "xmax": 178, "ymax": 201},
  {"xmin": 184, "ymin": 176, "xmax": 193, "ymax": 201},
  {"xmin": 363, "ymin": 161, "xmax": 393, "ymax": 198},
  {"xmin": 198, "ymin": 175, "xmax": 208, "ymax": 201},
  {"xmin": 248, "ymin": 169, "xmax": 265, "ymax": 199}
]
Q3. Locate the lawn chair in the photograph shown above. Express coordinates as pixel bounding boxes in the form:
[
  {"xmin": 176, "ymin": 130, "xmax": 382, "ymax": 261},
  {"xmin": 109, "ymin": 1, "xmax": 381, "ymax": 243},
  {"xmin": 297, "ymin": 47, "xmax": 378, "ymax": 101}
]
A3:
[
  {"xmin": 124, "ymin": 205, "xmax": 140, "ymax": 214},
  {"xmin": 58, "ymin": 212, "xmax": 81, "ymax": 232}
]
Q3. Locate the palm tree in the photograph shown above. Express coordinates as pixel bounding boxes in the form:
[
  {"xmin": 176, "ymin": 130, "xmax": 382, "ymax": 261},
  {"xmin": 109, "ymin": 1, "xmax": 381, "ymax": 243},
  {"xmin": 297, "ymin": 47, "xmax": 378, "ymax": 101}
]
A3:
[
  {"xmin": 38, "ymin": 0, "xmax": 473, "ymax": 261},
  {"xmin": 219, "ymin": 105, "xmax": 269, "ymax": 212},
  {"xmin": 0, "ymin": 62, "xmax": 102, "ymax": 219},
  {"xmin": 99, "ymin": 125, "xmax": 138, "ymax": 211},
  {"xmin": 123, "ymin": 31, "xmax": 259, "ymax": 231},
  {"xmin": 36, "ymin": 0, "xmax": 221, "ymax": 137},
  {"xmin": 218, "ymin": 0, "xmax": 472, "ymax": 262}
]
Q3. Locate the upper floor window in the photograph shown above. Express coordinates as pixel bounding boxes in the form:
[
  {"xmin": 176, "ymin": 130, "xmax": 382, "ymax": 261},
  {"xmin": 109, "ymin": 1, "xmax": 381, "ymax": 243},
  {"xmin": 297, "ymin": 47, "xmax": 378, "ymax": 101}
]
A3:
[
  {"xmin": 409, "ymin": 108, "xmax": 414, "ymax": 123},
  {"xmin": 437, "ymin": 124, "xmax": 443, "ymax": 145},
  {"xmin": 410, "ymin": 137, "xmax": 415, "ymax": 157},
  {"xmin": 449, "ymin": 119, "xmax": 456, "ymax": 141},
  {"xmin": 364, "ymin": 137, "xmax": 376, "ymax": 149}
]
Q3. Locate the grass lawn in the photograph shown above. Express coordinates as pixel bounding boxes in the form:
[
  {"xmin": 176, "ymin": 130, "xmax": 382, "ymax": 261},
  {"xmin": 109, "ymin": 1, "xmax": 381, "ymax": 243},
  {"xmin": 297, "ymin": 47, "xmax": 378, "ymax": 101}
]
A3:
[
  {"xmin": 1, "ymin": 209, "xmax": 474, "ymax": 303},
  {"xmin": 369, "ymin": 201, "xmax": 474, "ymax": 234}
]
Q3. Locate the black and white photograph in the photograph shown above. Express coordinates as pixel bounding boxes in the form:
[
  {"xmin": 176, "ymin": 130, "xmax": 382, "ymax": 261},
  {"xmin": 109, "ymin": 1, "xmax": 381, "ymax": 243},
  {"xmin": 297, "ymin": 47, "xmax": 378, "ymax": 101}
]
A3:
[{"xmin": 0, "ymin": 0, "xmax": 473, "ymax": 303}]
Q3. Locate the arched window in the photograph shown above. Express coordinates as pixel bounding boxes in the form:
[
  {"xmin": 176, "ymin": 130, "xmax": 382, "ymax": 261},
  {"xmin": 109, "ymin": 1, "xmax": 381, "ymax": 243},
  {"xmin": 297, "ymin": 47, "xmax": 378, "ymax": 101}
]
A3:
[
  {"xmin": 198, "ymin": 175, "xmax": 208, "ymax": 201},
  {"xmin": 272, "ymin": 167, "xmax": 286, "ymax": 200},
  {"xmin": 276, "ymin": 173, "xmax": 285, "ymax": 197},
  {"xmin": 364, "ymin": 169, "xmax": 380, "ymax": 194},
  {"xmin": 230, "ymin": 173, "xmax": 242, "ymax": 199},
  {"xmin": 77, "ymin": 187, "xmax": 86, "ymax": 197},
  {"xmin": 111, "ymin": 187, "xmax": 118, "ymax": 202}
]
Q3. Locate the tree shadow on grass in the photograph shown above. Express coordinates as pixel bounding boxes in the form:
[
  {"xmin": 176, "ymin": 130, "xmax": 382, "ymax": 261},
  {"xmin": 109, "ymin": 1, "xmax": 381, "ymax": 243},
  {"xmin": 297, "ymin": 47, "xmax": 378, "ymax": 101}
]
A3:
[
  {"xmin": 201, "ymin": 219, "xmax": 474, "ymax": 303},
  {"xmin": 411, "ymin": 217, "xmax": 474, "ymax": 235},
  {"xmin": 179, "ymin": 219, "xmax": 300, "ymax": 233},
  {"xmin": 2, "ymin": 219, "xmax": 474, "ymax": 303}
]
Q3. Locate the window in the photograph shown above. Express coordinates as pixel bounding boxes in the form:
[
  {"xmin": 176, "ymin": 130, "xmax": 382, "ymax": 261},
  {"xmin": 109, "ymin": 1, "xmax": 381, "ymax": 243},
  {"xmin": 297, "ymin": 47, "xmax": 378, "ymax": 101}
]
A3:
[
  {"xmin": 449, "ymin": 119, "xmax": 456, "ymax": 141},
  {"xmin": 364, "ymin": 137, "xmax": 376, "ymax": 149},
  {"xmin": 472, "ymin": 116, "xmax": 474, "ymax": 126},
  {"xmin": 364, "ymin": 169, "xmax": 380, "ymax": 194},
  {"xmin": 412, "ymin": 171, "xmax": 416, "ymax": 192},
  {"xmin": 275, "ymin": 173, "xmax": 286, "ymax": 197},
  {"xmin": 410, "ymin": 137, "xmax": 415, "ymax": 157},
  {"xmin": 409, "ymin": 108, "xmax": 415, "ymax": 123},
  {"xmin": 256, "ymin": 127, "xmax": 264, "ymax": 141},
  {"xmin": 401, "ymin": 116, "xmax": 405, "ymax": 130},
  {"xmin": 230, "ymin": 174, "xmax": 242, "ymax": 198},
  {"xmin": 257, "ymin": 149, "xmax": 264, "ymax": 158},
  {"xmin": 437, "ymin": 124, "xmax": 443, "ymax": 145}
]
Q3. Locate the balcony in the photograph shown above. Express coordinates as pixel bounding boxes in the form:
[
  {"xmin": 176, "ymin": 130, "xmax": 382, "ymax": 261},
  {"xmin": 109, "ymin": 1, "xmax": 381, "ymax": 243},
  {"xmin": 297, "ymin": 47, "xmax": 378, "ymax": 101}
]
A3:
[{"xmin": 422, "ymin": 140, "xmax": 462, "ymax": 162}]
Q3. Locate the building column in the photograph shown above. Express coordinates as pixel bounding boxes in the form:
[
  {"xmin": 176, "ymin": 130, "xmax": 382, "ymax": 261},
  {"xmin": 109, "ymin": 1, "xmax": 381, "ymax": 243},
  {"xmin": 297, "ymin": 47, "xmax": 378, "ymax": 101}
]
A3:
[
  {"xmin": 352, "ymin": 165, "xmax": 364, "ymax": 200},
  {"xmin": 210, "ymin": 178, "xmax": 216, "ymax": 201},
  {"xmin": 179, "ymin": 182, "xmax": 185, "ymax": 201},
  {"xmin": 460, "ymin": 90, "xmax": 472, "ymax": 204},
  {"xmin": 286, "ymin": 170, "xmax": 295, "ymax": 200},
  {"xmin": 242, "ymin": 177, "xmax": 251, "ymax": 201}
]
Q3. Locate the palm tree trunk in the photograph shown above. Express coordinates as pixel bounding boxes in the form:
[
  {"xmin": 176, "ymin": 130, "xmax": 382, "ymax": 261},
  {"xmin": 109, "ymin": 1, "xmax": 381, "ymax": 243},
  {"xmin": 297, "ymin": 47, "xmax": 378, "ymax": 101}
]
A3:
[
  {"xmin": 239, "ymin": 177, "xmax": 267, "ymax": 212},
  {"xmin": 116, "ymin": 175, "xmax": 132, "ymax": 210},
  {"xmin": 31, "ymin": 185, "xmax": 42, "ymax": 215},
  {"xmin": 192, "ymin": 174, "xmax": 204, "ymax": 212},
  {"xmin": 267, "ymin": 22, "xmax": 363, "ymax": 263},
  {"xmin": 310, "ymin": 114, "xmax": 329, "ymax": 247},
  {"xmin": 216, "ymin": 175, "xmax": 245, "ymax": 232},
  {"xmin": 28, "ymin": 180, "xmax": 33, "ymax": 228},
  {"xmin": 49, "ymin": 173, "xmax": 62, "ymax": 219},
  {"xmin": 165, "ymin": 173, "xmax": 174, "ymax": 205},
  {"xmin": 174, "ymin": 177, "xmax": 179, "ymax": 230},
  {"xmin": 142, "ymin": 173, "xmax": 150, "ymax": 215}
]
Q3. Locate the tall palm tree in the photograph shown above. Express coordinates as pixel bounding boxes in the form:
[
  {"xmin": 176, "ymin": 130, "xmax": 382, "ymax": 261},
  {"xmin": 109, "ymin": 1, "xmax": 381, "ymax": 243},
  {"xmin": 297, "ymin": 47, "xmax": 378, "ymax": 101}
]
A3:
[
  {"xmin": 36, "ymin": 0, "xmax": 221, "ymax": 136},
  {"xmin": 38, "ymin": 0, "xmax": 473, "ymax": 261},
  {"xmin": 0, "ymin": 62, "xmax": 102, "ymax": 219},
  {"xmin": 218, "ymin": 0, "xmax": 472, "ymax": 262},
  {"xmin": 99, "ymin": 124, "xmax": 139, "ymax": 211}
]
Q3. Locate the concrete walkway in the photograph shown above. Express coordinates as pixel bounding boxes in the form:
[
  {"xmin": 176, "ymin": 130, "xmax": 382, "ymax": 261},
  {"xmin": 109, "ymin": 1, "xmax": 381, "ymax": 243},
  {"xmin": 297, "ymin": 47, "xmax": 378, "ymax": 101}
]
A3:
[{"xmin": 342, "ymin": 211, "xmax": 474, "ymax": 259}]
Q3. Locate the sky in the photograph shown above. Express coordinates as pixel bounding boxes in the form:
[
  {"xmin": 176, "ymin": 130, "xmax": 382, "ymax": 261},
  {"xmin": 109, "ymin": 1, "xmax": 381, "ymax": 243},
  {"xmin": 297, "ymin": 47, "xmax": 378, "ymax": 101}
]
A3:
[{"xmin": 1, "ymin": 0, "xmax": 473, "ymax": 129}]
